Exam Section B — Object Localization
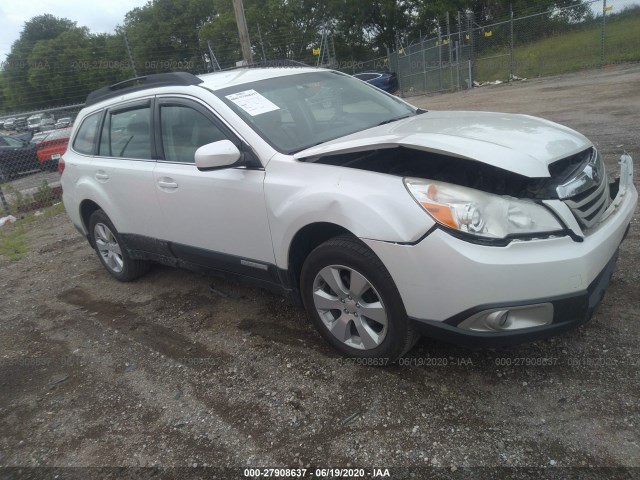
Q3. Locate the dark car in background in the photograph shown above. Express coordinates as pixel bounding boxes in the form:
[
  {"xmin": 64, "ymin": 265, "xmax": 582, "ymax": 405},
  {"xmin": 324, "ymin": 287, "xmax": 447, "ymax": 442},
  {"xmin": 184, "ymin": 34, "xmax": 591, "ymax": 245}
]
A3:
[
  {"xmin": 14, "ymin": 130, "xmax": 34, "ymax": 143},
  {"xmin": 353, "ymin": 71, "xmax": 399, "ymax": 93},
  {"xmin": 0, "ymin": 134, "xmax": 40, "ymax": 181}
]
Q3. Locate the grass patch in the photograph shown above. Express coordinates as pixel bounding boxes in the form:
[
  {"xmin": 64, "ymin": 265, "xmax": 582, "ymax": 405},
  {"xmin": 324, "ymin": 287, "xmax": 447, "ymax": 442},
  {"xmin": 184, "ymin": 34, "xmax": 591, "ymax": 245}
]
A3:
[
  {"xmin": 474, "ymin": 12, "xmax": 640, "ymax": 81},
  {"xmin": 0, "ymin": 203, "xmax": 65, "ymax": 261},
  {"xmin": 21, "ymin": 202, "xmax": 65, "ymax": 224},
  {"xmin": 0, "ymin": 223, "xmax": 28, "ymax": 261}
]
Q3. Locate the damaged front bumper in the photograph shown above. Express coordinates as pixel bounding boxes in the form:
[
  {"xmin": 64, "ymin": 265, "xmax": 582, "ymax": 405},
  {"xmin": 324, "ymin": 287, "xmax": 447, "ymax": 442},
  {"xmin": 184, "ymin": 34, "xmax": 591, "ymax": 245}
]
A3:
[{"xmin": 363, "ymin": 153, "xmax": 637, "ymax": 348}]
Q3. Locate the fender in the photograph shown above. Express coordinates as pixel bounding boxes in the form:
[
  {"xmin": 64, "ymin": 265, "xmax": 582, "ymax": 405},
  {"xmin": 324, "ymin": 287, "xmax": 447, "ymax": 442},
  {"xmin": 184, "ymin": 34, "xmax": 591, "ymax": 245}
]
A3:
[{"xmin": 263, "ymin": 156, "xmax": 435, "ymax": 268}]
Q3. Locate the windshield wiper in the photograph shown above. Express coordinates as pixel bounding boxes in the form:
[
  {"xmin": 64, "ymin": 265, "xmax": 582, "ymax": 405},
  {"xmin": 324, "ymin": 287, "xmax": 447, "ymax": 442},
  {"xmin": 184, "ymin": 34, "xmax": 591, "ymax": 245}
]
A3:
[{"xmin": 377, "ymin": 114, "xmax": 413, "ymax": 127}]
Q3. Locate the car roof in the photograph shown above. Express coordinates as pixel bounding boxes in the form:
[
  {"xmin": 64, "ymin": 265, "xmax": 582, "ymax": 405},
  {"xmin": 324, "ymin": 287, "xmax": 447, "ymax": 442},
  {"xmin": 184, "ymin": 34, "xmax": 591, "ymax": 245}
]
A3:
[
  {"xmin": 197, "ymin": 67, "xmax": 325, "ymax": 91},
  {"xmin": 82, "ymin": 67, "xmax": 333, "ymax": 109}
]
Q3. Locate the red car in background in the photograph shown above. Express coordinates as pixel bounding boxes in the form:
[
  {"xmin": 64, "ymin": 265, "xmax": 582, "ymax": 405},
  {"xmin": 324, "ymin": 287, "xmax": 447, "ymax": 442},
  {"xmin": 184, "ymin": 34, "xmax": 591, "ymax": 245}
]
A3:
[{"xmin": 35, "ymin": 127, "xmax": 71, "ymax": 170}]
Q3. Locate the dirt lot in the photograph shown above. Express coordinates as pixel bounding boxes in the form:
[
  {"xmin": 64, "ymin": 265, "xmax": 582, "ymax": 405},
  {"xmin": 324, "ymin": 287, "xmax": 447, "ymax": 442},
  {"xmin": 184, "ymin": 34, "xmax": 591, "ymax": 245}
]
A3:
[{"xmin": 1, "ymin": 65, "xmax": 639, "ymax": 478}]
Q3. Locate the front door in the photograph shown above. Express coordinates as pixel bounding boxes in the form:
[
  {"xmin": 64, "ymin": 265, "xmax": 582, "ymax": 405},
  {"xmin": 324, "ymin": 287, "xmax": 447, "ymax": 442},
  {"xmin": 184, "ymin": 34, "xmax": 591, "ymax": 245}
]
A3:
[{"xmin": 152, "ymin": 97, "xmax": 276, "ymax": 281}]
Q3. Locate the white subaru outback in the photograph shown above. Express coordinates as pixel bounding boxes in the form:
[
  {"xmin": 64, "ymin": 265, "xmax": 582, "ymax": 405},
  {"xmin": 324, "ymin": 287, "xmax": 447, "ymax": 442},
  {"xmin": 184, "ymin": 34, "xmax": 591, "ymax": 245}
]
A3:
[{"xmin": 61, "ymin": 67, "xmax": 637, "ymax": 360}]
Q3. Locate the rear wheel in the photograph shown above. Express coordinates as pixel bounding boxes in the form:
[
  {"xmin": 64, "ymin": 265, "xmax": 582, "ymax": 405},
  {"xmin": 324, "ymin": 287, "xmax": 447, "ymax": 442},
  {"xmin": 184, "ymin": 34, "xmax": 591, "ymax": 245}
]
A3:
[
  {"xmin": 300, "ymin": 235, "xmax": 418, "ymax": 361},
  {"xmin": 89, "ymin": 210, "xmax": 149, "ymax": 281}
]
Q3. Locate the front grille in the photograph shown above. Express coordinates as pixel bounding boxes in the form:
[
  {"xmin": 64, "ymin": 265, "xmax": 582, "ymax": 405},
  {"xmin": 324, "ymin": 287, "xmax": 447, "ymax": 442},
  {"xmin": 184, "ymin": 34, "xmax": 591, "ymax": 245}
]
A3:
[
  {"xmin": 556, "ymin": 148, "xmax": 610, "ymax": 231},
  {"xmin": 563, "ymin": 175, "xmax": 610, "ymax": 230}
]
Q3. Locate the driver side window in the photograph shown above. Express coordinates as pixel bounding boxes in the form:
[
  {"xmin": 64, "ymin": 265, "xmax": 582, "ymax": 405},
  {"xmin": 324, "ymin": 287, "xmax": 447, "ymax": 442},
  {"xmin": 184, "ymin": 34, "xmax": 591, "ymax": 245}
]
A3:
[{"xmin": 160, "ymin": 105, "xmax": 227, "ymax": 163}]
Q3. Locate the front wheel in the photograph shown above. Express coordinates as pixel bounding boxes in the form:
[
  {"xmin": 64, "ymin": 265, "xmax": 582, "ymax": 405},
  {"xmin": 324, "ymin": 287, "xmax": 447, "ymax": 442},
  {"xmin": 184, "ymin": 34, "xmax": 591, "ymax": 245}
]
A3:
[
  {"xmin": 88, "ymin": 209, "xmax": 149, "ymax": 282},
  {"xmin": 300, "ymin": 235, "xmax": 418, "ymax": 361}
]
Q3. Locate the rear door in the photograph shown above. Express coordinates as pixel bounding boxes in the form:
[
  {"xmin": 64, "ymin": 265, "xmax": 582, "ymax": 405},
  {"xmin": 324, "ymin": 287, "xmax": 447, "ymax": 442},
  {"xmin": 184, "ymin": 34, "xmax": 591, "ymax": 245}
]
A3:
[
  {"xmin": 152, "ymin": 96, "xmax": 276, "ymax": 279},
  {"xmin": 82, "ymin": 99, "xmax": 165, "ymax": 239}
]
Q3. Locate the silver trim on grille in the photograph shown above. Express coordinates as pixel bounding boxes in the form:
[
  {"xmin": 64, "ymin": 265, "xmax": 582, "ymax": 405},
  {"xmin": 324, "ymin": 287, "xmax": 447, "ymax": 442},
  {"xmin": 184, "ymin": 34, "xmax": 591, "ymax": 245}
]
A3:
[{"xmin": 557, "ymin": 149, "xmax": 610, "ymax": 231}]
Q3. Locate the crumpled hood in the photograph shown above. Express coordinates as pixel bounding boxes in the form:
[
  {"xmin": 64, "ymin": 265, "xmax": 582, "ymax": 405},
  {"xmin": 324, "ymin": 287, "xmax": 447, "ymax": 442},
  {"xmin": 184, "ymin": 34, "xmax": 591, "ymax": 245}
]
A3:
[{"xmin": 294, "ymin": 110, "xmax": 592, "ymax": 178}]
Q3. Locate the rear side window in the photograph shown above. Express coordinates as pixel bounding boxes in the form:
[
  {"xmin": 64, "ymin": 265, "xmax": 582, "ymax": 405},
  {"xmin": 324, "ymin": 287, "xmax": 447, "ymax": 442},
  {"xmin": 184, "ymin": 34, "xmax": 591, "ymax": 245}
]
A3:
[
  {"xmin": 72, "ymin": 112, "xmax": 101, "ymax": 155},
  {"xmin": 100, "ymin": 106, "xmax": 152, "ymax": 160}
]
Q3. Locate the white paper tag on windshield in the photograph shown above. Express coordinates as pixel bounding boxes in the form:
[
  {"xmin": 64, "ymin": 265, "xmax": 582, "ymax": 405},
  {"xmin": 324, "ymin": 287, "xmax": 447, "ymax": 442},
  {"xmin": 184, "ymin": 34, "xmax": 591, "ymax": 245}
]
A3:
[{"xmin": 226, "ymin": 89, "xmax": 280, "ymax": 116}]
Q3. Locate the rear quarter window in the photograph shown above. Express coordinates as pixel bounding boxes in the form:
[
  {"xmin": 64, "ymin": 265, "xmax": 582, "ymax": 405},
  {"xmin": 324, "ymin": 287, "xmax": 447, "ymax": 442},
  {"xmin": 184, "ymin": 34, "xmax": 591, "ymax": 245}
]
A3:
[{"xmin": 72, "ymin": 111, "xmax": 101, "ymax": 155}]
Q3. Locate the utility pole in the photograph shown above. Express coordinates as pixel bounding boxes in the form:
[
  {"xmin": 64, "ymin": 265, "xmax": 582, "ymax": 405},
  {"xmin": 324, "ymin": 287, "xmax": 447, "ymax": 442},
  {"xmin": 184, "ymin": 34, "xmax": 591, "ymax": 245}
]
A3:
[{"xmin": 232, "ymin": 0, "xmax": 253, "ymax": 65}]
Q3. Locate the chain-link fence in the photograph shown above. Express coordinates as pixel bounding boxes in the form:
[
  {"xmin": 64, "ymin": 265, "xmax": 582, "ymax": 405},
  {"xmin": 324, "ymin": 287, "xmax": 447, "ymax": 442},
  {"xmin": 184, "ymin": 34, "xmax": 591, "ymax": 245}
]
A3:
[
  {"xmin": 0, "ymin": 104, "xmax": 82, "ymax": 218},
  {"xmin": 0, "ymin": 0, "xmax": 638, "ymax": 220},
  {"xmin": 390, "ymin": 0, "xmax": 639, "ymax": 96},
  {"xmin": 387, "ymin": 12, "xmax": 474, "ymax": 96}
]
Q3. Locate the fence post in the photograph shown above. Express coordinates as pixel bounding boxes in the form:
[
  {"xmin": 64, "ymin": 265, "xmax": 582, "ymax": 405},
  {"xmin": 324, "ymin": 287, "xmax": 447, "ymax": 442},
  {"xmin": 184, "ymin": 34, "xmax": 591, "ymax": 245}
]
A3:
[
  {"xmin": 455, "ymin": 41, "xmax": 460, "ymax": 90},
  {"xmin": 447, "ymin": 12, "xmax": 453, "ymax": 91},
  {"xmin": 422, "ymin": 37, "xmax": 427, "ymax": 93},
  {"xmin": 601, "ymin": 0, "xmax": 607, "ymax": 64},
  {"xmin": 389, "ymin": 47, "xmax": 402, "ymax": 96},
  {"xmin": 510, "ymin": 8, "xmax": 514, "ymax": 81},
  {"xmin": 457, "ymin": 11, "xmax": 463, "ymax": 91},
  {"xmin": 467, "ymin": 11, "xmax": 475, "ymax": 86},
  {"xmin": 438, "ymin": 24, "xmax": 443, "ymax": 91}
]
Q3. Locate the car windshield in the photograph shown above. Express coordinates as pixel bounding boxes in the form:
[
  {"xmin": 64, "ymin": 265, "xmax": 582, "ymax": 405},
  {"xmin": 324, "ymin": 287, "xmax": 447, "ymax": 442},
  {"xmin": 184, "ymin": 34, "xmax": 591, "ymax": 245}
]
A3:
[{"xmin": 214, "ymin": 71, "xmax": 415, "ymax": 154}]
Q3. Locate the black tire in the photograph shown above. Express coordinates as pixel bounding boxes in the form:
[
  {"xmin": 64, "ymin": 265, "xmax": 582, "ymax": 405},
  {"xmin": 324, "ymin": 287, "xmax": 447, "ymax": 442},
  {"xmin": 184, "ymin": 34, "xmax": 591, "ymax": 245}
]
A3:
[
  {"xmin": 88, "ymin": 209, "xmax": 149, "ymax": 282},
  {"xmin": 300, "ymin": 235, "xmax": 418, "ymax": 361}
]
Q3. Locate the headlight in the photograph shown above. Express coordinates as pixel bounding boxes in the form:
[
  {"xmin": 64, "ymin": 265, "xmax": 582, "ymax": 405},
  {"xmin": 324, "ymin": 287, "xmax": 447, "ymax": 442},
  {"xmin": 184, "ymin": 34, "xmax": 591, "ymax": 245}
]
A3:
[{"xmin": 404, "ymin": 178, "xmax": 564, "ymax": 239}]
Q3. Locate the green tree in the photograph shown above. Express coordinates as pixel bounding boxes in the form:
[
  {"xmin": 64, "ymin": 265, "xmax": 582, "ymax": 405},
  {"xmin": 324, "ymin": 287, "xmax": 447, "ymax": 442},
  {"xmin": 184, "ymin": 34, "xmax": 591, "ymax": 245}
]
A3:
[
  {"xmin": 197, "ymin": 0, "xmax": 330, "ymax": 68},
  {"xmin": 27, "ymin": 28, "xmax": 132, "ymax": 106},
  {"xmin": 122, "ymin": 0, "xmax": 216, "ymax": 75},
  {"xmin": 3, "ymin": 14, "xmax": 77, "ymax": 110}
]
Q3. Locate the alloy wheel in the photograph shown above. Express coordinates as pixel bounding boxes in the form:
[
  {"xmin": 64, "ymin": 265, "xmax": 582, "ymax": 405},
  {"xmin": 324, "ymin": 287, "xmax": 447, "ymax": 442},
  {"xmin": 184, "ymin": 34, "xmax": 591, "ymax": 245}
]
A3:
[
  {"xmin": 94, "ymin": 222, "xmax": 124, "ymax": 273},
  {"xmin": 312, "ymin": 265, "xmax": 388, "ymax": 350}
]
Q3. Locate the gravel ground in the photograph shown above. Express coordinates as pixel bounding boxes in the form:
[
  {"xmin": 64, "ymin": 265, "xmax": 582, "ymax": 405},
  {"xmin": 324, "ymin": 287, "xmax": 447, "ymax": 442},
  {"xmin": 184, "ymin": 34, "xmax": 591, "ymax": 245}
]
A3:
[{"xmin": 0, "ymin": 64, "xmax": 639, "ymax": 479}]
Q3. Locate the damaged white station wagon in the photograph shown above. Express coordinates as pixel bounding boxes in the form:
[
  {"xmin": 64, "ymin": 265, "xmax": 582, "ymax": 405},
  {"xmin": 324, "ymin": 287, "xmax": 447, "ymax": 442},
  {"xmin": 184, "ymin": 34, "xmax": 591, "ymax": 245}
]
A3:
[{"xmin": 61, "ymin": 67, "xmax": 637, "ymax": 360}]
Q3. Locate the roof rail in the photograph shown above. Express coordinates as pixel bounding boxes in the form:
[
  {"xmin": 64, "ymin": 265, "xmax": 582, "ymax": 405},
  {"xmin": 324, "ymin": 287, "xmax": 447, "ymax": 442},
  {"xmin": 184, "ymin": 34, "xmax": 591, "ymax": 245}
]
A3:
[{"xmin": 85, "ymin": 72, "xmax": 203, "ymax": 106}]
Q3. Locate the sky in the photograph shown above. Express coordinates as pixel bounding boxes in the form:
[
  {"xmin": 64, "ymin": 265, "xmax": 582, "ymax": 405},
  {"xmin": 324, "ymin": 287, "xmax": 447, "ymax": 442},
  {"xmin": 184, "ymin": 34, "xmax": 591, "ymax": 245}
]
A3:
[{"xmin": 0, "ymin": 0, "xmax": 150, "ymax": 61}]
